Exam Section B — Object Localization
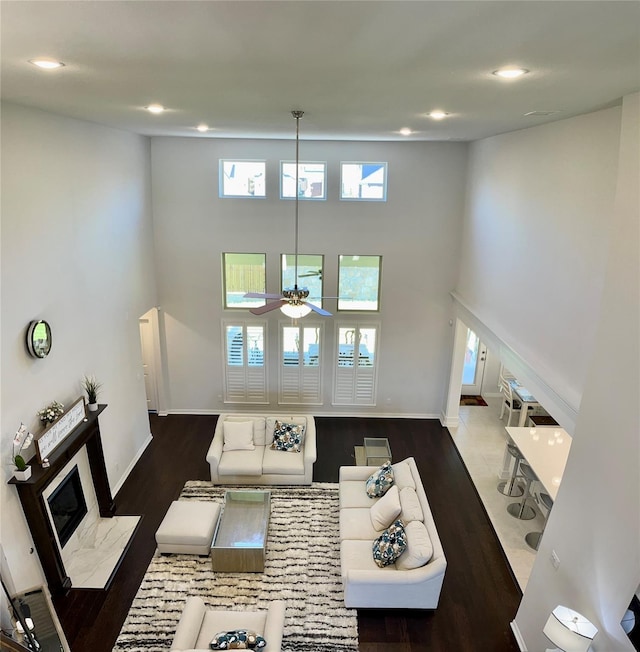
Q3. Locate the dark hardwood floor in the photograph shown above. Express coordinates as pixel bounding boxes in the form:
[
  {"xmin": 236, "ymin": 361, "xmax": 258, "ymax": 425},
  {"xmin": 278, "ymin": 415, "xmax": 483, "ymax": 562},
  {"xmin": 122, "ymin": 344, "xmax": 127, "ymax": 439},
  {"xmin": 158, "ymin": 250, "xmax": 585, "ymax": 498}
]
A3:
[{"xmin": 52, "ymin": 414, "xmax": 521, "ymax": 651}]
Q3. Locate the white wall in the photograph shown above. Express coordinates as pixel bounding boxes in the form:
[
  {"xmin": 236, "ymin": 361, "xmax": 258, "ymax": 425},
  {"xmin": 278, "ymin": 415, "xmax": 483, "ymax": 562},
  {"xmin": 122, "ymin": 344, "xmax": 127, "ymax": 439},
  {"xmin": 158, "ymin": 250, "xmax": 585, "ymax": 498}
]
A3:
[
  {"xmin": 0, "ymin": 103, "xmax": 156, "ymax": 590},
  {"xmin": 150, "ymin": 137, "xmax": 468, "ymax": 416},
  {"xmin": 457, "ymin": 108, "xmax": 621, "ymax": 413},
  {"xmin": 459, "ymin": 97, "xmax": 639, "ymax": 650}
]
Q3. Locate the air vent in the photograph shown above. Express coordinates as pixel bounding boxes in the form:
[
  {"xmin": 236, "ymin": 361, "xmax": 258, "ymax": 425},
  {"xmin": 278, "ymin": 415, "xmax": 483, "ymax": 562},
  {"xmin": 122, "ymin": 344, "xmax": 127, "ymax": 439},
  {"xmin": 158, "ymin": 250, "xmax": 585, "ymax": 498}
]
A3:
[{"xmin": 524, "ymin": 110, "xmax": 561, "ymax": 117}]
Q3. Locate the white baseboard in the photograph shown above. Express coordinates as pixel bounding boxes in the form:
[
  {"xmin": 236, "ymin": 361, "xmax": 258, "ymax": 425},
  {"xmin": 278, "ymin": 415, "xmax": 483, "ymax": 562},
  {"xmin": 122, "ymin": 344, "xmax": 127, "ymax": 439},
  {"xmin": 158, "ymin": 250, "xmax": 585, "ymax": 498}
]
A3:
[
  {"xmin": 440, "ymin": 412, "xmax": 459, "ymax": 427},
  {"xmin": 112, "ymin": 433, "xmax": 153, "ymax": 496},
  {"xmin": 510, "ymin": 621, "xmax": 528, "ymax": 651},
  {"xmin": 164, "ymin": 409, "xmax": 440, "ymax": 419}
]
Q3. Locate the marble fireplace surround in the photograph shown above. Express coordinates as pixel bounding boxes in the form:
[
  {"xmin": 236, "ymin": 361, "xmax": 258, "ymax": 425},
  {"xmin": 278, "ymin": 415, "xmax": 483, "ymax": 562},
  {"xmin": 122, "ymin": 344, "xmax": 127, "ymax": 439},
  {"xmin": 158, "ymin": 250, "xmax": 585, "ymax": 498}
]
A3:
[{"xmin": 9, "ymin": 405, "xmax": 139, "ymax": 596}]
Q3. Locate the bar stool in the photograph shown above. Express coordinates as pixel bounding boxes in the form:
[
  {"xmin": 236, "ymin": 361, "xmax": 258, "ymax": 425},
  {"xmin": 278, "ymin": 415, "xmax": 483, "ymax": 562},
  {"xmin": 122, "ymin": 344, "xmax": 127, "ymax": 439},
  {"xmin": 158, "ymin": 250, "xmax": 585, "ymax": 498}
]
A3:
[
  {"xmin": 525, "ymin": 492, "xmax": 553, "ymax": 550},
  {"xmin": 507, "ymin": 463, "xmax": 537, "ymax": 520},
  {"xmin": 497, "ymin": 443, "xmax": 524, "ymax": 497}
]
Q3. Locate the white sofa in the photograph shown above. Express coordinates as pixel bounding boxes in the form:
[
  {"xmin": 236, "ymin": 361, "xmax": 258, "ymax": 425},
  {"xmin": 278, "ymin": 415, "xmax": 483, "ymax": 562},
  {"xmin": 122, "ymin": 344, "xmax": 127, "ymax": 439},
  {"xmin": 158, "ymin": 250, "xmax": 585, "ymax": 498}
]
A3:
[
  {"xmin": 339, "ymin": 456, "xmax": 447, "ymax": 609},
  {"xmin": 170, "ymin": 597, "xmax": 285, "ymax": 652},
  {"xmin": 207, "ymin": 414, "xmax": 316, "ymax": 485}
]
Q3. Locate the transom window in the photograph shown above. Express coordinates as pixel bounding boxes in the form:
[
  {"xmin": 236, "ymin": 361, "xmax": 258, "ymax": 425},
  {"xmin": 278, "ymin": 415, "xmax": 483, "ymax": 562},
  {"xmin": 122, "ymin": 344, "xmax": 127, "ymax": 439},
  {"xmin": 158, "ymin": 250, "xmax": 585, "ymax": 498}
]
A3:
[
  {"xmin": 220, "ymin": 160, "xmax": 266, "ymax": 198},
  {"xmin": 223, "ymin": 253, "xmax": 266, "ymax": 309},
  {"xmin": 338, "ymin": 255, "xmax": 382, "ymax": 311},
  {"xmin": 281, "ymin": 162, "xmax": 326, "ymax": 200},
  {"xmin": 340, "ymin": 162, "xmax": 387, "ymax": 201}
]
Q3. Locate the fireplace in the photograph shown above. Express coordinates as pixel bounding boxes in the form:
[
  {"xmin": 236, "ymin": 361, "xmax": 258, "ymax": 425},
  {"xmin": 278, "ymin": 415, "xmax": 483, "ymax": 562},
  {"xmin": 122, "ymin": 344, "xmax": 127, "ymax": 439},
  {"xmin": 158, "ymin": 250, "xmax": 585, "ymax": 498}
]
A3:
[{"xmin": 47, "ymin": 465, "xmax": 88, "ymax": 548}]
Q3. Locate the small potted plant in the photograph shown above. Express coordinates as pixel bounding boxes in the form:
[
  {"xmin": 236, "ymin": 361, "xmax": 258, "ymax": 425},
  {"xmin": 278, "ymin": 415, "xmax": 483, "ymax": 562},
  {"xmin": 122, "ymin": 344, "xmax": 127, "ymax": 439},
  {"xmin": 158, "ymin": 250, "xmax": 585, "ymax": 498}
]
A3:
[
  {"xmin": 13, "ymin": 423, "xmax": 34, "ymax": 481},
  {"xmin": 82, "ymin": 375, "xmax": 102, "ymax": 411}
]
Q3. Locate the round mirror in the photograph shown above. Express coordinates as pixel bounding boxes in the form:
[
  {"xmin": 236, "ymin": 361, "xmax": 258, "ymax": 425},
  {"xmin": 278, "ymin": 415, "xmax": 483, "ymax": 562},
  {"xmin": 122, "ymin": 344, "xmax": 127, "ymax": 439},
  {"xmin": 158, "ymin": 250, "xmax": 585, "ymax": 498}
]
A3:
[{"xmin": 26, "ymin": 320, "xmax": 52, "ymax": 358}]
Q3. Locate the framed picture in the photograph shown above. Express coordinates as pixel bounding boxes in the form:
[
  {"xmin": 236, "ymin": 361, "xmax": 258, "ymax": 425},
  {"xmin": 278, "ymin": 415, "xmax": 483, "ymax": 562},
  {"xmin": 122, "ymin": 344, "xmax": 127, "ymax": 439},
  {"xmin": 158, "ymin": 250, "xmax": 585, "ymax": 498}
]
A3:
[{"xmin": 35, "ymin": 397, "xmax": 86, "ymax": 463}]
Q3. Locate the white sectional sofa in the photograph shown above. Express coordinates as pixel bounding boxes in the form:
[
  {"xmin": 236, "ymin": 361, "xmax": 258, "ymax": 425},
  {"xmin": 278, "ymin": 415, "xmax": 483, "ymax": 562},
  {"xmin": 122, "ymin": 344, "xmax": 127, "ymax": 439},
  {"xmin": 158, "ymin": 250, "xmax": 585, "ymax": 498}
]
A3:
[
  {"xmin": 207, "ymin": 414, "xmax": 316, "ymax": 485},
  {"xmin": 339, "ymin": 456, "xmax": 447, "ymax": 609}
]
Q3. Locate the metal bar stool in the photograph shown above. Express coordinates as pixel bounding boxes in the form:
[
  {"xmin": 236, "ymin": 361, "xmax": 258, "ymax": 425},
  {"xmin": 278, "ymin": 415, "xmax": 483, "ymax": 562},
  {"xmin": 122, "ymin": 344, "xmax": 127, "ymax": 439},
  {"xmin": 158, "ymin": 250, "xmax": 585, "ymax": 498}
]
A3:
[
  {"xmin": 497, "ymin": 443, "xmax": 524, "ymax": 497},
  {"xmin": 525, "ymin": 492, "xmax": 553, "ymax": 550},
  {"xmin": 507, "ymin": 463, "xmax": 537, "ymax": 520}
]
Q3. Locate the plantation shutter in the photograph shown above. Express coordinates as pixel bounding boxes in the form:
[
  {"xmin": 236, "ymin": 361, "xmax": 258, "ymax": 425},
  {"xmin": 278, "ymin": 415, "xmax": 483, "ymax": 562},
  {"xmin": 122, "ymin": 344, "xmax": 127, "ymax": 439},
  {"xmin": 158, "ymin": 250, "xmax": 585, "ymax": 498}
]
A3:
[
  {"xmin": 223, "ymin": 321, "xmax": 267, "ymax": 404},
  {"xmin": 279, "ymin": 324, "xmax": 322, "ymax": 405},
  {"xmin": 333, "ymin": 323, "xmax": 379, "ymax": 406}
]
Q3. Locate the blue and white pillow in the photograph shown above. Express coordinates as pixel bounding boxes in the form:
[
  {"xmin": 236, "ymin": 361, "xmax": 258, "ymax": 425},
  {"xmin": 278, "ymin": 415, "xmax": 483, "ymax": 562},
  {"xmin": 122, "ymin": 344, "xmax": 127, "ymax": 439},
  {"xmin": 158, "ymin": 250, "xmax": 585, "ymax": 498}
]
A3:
[
  {"xmin": 366, "ymin": 460, "xmax": 394, "ymax": 498},
  {"xmin": 210, "ymin": 629, "xmax": 266, "ymax": 650},
  {"xmin": 372, "ymin": 519, "xmax": 407, "ymax": 568},
  {"xmin": 271, "ymin": 420, "xmax": 305, "ymax": 452}
]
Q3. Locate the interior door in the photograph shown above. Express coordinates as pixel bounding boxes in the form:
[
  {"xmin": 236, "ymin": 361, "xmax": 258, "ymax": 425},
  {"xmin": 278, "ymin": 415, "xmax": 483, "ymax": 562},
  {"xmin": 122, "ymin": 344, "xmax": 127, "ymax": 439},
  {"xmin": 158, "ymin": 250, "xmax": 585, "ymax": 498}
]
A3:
[
  {"xmin": 461, "ymin": 328, "xmax": 487, "ymax": 395},
  {"xmin": 139, "ymin": 317, "xmax": 158, "ymax": 412}
]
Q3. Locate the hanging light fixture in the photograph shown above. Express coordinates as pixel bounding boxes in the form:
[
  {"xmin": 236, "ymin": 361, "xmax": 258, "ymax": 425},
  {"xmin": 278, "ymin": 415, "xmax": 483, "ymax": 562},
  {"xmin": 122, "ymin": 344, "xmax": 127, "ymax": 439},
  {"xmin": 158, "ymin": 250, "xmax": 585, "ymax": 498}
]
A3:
[
  {"xmin": 281, "ymin": 110, "xmax": 312, "ymax": 318},
  {"xmin": 244, "ymin": 110, "xmax": 330, "ymax": 317}
]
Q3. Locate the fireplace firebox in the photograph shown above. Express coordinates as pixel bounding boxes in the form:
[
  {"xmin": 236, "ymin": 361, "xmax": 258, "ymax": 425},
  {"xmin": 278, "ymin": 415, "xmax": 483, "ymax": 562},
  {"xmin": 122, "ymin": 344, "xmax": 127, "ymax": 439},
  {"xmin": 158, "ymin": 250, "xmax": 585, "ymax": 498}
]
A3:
[{"xmin": 47, "ymin": 465, "xmax": 88, "ymax": 548}]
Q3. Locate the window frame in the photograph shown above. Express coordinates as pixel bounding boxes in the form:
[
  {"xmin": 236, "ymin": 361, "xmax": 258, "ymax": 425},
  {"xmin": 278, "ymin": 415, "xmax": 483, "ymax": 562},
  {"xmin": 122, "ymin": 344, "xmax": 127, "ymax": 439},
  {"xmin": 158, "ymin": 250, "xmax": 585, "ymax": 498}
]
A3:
[
  {"xmin": 219, "ymin": 159, "xmax": 267, "ymax": 198},
  {"xmin": 281, "ymin": 253, "xmax": 324, "ymax": 309},
  {"xmin": 340, "ymin": 162, "xmax": 388, "ymax": 201},
  {"xmin": 280, "ymin": 161, "xmax": 327, "ymax": 200},
  {"xmin": 222, "ymin": 252, "xmax": 267, "ymax": 310},
  {"xmin": 337, "ymin": 254, "xmax": 382, "ymax": 312}
]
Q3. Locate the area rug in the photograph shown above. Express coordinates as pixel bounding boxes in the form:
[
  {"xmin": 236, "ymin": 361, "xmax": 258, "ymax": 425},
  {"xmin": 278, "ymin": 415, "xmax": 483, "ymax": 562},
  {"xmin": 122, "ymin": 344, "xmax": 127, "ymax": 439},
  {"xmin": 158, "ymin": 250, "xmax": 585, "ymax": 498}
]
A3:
[
  {"xmin": 113, "ymin": 482, "xmax": 358, "ymax": 652},
  {"xmin": 460, "ymin": 395, "xmax": 488, "ymax": 406}
]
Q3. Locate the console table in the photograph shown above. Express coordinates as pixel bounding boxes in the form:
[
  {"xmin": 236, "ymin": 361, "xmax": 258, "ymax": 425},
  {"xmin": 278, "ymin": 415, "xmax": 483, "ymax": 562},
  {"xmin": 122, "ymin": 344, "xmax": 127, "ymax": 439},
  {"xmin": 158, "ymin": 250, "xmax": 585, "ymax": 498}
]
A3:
[{"xmin": 8, "ymin": 404, "xmax": 114, "ymax": 596}]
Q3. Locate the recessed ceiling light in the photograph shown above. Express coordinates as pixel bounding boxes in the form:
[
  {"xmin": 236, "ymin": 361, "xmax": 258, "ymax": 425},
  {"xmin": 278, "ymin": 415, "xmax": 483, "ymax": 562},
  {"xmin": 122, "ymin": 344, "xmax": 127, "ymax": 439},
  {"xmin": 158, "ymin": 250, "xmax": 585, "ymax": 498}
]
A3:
[
  {"xmin": 492, "ymin": 67, "xmax": 529, "ymax": 79},
  {"xmin": 428, "ymin": 110, "xmax": 449, "ymax": 120},
  {"xmin": 29, "ymin": 58, "xmax": 65, "ymax": 70},
  {"xmin": 146, "ymin": 104, "xmax": 165, "ymax": 114},
  {"xmin": 196, "ymin": 124, "xmax": 209, "ymax": 133},
  {"xmin": 399, "ymin": 127, "xmax": 412, "ymax": 136}
]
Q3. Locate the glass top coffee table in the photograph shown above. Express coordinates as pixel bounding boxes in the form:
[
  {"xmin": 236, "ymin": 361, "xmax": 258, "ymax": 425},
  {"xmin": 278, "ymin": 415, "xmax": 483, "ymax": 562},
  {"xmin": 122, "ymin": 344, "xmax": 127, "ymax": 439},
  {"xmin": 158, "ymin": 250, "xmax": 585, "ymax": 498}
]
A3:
[
  {"xmin": 210, "ymin": 490, "xmax": 271, "ymax": 572},
  {"xmin": 364, "ymin": 437, "xmax": 392, "ymax": 465}
]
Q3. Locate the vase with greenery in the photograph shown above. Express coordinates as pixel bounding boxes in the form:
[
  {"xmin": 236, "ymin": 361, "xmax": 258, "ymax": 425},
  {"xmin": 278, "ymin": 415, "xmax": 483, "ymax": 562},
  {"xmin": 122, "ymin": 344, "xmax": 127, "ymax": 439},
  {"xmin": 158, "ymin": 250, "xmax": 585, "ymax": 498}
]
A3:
[
  {"xmin": 37, "ymin": 400, "xmax": 64, "ymax": 426},
  {"xmin": 12, "ymin": 423, "xmax": 34, "ymax": 481},
  {"xmin": 82, "ymin": 375, "xmax": 102, "ymax": 411}
]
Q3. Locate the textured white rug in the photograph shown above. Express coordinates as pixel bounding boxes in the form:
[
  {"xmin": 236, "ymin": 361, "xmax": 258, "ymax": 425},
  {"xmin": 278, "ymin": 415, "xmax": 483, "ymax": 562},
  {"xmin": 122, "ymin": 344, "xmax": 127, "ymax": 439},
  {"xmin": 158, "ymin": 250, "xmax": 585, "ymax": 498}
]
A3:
[{"xmin": 114, "ymin": 482, "xmax": 358, "ymax": 652}]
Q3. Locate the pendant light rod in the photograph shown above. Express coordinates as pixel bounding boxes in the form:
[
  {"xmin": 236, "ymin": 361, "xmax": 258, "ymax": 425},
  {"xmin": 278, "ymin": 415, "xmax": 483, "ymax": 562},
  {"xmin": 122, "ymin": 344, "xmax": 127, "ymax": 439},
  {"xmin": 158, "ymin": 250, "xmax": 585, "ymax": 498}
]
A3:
[{"xmin": 292, "ymin": 109, "xmax": 303, "ymax": 289}]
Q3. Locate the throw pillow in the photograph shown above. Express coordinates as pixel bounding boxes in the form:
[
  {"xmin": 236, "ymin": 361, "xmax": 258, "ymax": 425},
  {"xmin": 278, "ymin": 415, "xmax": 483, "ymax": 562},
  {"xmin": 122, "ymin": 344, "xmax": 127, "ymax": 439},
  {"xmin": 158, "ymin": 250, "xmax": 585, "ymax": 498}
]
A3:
[
  {"xmin": 392, "ymin": 461, "xmax": 416, "ymax": 490},
  {"xmin": 399, "ymin": 486, "xmax": 424, "ymax": 523},
  {"xmin": 372, "ymin": 519, "xmax": 407, "ymax": 567},
  {"xmin": 366, "ymin": 461, "xmax": 394, "ymax": 498},
  {"xmin": 395, "ymin": 520, "xmax": 433, "ymax": 570},
  {"xmin": 370, "ymin": 484, "xmax": 401, "ymax": 530},
  {"xmin": 222, "ymin": 420, "xmax": 255, "ymax": 452},
  {"xmin": 210, "ymin": 629, "xmax": 266, "ymax": 650},
  {"xmin": 271, "ymin": 420, "xmax": 305, "ymax": 452}
]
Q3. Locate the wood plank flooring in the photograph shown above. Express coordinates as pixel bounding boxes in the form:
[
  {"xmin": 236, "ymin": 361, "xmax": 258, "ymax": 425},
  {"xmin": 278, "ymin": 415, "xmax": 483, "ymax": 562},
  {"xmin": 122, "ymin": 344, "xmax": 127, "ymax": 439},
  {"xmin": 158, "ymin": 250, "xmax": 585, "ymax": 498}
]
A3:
[{"xmin": 52, "ymin": 414, "xmax": 521, "ymax": 651}]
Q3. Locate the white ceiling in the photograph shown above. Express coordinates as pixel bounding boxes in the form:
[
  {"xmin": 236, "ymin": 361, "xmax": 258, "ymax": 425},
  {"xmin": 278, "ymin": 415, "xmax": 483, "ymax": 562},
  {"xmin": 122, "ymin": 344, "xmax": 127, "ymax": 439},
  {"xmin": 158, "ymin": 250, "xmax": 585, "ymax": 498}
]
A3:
[{"xmin": 2, "ymin": 1, "xmax": 639, "ymax": 141}]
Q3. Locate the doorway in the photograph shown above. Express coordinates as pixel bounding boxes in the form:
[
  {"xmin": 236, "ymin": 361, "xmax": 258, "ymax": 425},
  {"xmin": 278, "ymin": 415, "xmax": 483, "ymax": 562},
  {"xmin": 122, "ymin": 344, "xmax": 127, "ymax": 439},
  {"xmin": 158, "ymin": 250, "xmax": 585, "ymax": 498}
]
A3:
[
  {"xmin": 461, "ymin": 328, "xmax": 486, "ymax": 395},
  {"xmin": 139, "ymin": 308, "xmax": 161, "ymax": 413}
]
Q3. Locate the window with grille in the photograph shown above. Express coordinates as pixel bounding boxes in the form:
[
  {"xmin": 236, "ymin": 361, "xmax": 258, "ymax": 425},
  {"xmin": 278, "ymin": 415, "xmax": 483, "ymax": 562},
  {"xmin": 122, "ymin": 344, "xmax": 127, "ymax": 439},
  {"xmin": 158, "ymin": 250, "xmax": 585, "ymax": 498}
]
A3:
[
  {"xmin": 333, "ymin": 323, "xmax": 379, "ymax": 405},
  {"xmin": 279, "ymin": 323, "xmax": 322, "ymax": 404},
  {"xmin": 222, "ymin": 322, "xmax": 267, "ymax": 403}
]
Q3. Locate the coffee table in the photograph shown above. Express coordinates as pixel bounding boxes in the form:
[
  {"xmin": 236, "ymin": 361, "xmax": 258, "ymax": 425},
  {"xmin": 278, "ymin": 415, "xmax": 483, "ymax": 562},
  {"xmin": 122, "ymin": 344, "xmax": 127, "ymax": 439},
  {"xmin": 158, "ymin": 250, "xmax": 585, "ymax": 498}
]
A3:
[
  {"xmin": 354, "ymin": 437, "xmax": 392, "ymax": 466},
  {"xmin": 210, "ymin": 490, "xmax": 271, "ymax": 572}
]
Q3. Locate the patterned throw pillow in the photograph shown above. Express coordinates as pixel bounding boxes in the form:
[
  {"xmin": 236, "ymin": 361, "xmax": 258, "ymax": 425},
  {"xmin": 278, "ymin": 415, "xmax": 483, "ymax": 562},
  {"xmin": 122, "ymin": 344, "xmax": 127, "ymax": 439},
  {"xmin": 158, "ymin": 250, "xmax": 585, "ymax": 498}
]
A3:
[
  {"xmin": 210, "ymin": 629, "xmax": 266, "ymax": 650},
  {"xmin": 366, "ymin": 460, "xmax": 394, "ymax": 498},
  {"xmin": 372, "ymin": 519, "xmax": 407, "ymax": 568},
  {"xmin": 271, "ymin": 420, "xmax": 305, "ymax": 452}
]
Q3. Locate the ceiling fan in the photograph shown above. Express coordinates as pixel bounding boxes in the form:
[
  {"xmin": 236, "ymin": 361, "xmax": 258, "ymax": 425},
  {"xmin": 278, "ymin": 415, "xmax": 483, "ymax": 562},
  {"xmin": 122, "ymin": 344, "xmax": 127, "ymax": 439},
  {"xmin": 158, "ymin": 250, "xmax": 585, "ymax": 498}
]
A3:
[{"xmin": 245, "ymin": 110, "xmax": 331, "ymax": 319}]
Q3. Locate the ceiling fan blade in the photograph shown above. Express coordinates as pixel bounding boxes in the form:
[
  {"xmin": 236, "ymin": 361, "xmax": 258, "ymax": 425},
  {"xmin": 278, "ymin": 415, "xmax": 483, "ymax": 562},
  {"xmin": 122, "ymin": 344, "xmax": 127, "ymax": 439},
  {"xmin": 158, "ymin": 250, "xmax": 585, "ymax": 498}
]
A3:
[
  {"xmin": 249, "ymin": 300, "xmax": 286, "ymax": 315},
  {"xmin": 244, "ymin": 292, "xmax": 283, "ymax": 300},
  {"xmin": 306, "ymin": 302, "xmax": 332, "ymax": 316}
]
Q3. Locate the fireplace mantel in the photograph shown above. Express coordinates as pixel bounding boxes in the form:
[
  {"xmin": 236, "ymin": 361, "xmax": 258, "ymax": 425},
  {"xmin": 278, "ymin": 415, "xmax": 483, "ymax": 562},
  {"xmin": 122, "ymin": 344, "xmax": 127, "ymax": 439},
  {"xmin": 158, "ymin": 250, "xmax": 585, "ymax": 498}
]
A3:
[{"xmin": 8, "ymin": 404, "xmax": 114, "ymax": 596}]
